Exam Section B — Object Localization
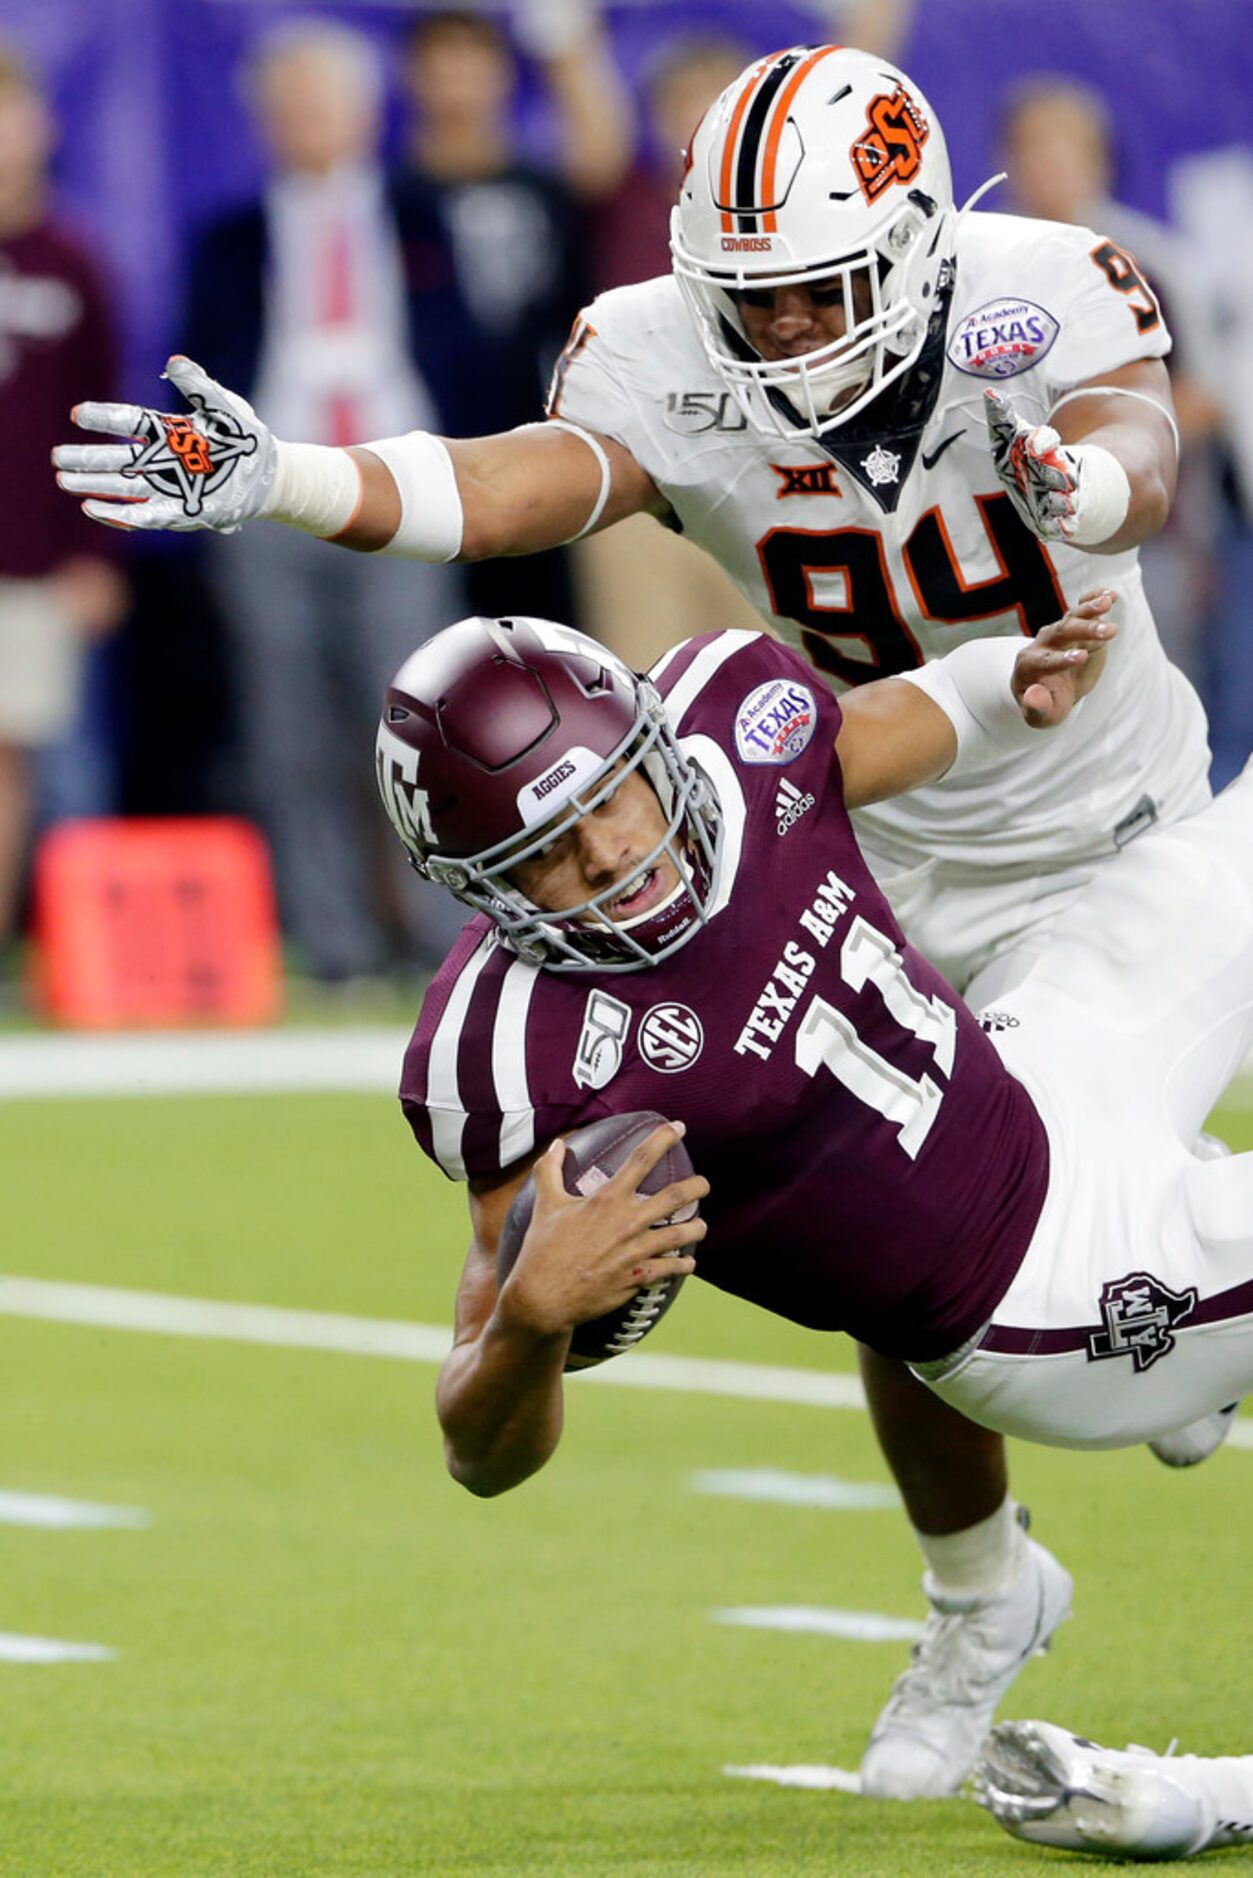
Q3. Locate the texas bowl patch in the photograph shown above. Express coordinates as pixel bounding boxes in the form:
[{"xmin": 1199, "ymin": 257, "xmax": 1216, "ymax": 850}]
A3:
[
  {"xmin": 947, "ymin": 298, "xmax": 1059, "ymax": 379},
  {"xmin": 734, "ymin": 679, "xmax": 817, "ymax": 765}
]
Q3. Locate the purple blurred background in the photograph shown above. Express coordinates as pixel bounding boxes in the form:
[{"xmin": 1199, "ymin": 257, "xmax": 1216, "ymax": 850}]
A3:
[{"xmin": 7, "ymin": 0, "xmax": 1251, "ymax": 399}]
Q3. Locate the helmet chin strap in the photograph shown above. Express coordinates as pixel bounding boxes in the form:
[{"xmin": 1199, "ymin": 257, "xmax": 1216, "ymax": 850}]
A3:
[
  {"xmin": 806, "ymin": 352, "xmax": 876, "ymax": 414},
  {"xmin": 957, "ymin": 171, "xmax": 1007, "ymax": 222}
]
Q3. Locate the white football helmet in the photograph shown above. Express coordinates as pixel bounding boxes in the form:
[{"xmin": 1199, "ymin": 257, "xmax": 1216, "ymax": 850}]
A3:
[{"xmin": 670, "ymin": 45, "xmax": 955, "ymax": 437}]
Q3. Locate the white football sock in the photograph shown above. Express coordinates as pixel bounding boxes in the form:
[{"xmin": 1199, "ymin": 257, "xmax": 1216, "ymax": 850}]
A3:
[{"xmin": 916, "ymin": 1496, "xmax": 1025, "ymax": 1598}]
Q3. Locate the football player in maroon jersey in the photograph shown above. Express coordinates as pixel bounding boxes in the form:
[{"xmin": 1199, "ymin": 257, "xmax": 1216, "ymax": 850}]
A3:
[{"xmin": 376, "ymin": 599, "xmax": 1253, "ymax": 1803}]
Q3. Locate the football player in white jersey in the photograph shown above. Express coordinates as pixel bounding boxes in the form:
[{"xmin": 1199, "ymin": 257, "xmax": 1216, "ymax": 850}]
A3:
[{"xmin": 54, "ymin": 43, "xmax": 1221, "ymax": 1802}]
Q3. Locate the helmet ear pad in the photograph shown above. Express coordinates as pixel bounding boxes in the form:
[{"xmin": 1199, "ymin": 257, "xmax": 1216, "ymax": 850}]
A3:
[
  {"xmin": 670, "ymin": 45, "xmax": 955, "ymax": 437},
  {"xmin": 375, "ymin": 616, "xmax": 724, "ymax": 974}
]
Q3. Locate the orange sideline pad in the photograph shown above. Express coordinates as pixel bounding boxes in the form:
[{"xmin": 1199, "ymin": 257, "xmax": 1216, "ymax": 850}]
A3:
[{"xmin": 31, "ymin": 818, "xmax": 282, "ymax": 1028}]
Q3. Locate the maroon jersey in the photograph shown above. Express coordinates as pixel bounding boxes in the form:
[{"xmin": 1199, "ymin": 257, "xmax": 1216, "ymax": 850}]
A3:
[
  {"xmin": 0, "ymin": 219, "xmax": 119, "ymax": 577},
  {"xmin": 401, "ymin": 631, "xmax": 1049, "ymax": 1361}
]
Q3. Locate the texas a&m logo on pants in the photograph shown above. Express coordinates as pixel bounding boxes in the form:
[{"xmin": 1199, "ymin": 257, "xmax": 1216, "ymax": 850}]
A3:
[{"xmin": 1086, "ymin": 1271, "xmax": 1198, "ymax": 1373}]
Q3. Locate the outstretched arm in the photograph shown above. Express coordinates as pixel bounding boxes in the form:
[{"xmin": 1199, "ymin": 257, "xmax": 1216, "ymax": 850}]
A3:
[
  {"xmin": 439, "ymin": 1123, "xmax": 706, "ymax": 1498},
  {"xmin": 53, "ymin": 356, "xmax": 660, "ymax": 558},
  {"xmin": 836, "ymin": 591, "xmax": 1117, "ymax": 810}
]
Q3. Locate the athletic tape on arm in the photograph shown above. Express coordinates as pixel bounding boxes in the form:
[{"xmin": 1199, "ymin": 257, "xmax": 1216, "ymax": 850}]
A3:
[
  {"xmin": 360, "ymin": 431, "xmax": 464, "ymax": 561},
  {"xmin": 1048, "ymin": 384, "xmax": 1181, "ymax": 456},
  {"xmin": 544, "ymin": 419, "xmax": 613, "ymax": 541},
  {"xmin": 898, "ymin": 638, "xmax": 1042, "ymax": 776}
]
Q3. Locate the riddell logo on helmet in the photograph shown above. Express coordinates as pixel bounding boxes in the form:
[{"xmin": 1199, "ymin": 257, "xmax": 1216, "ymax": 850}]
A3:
[{"xmin": 721, "ymin": 236, "xmax": 773, "ymax": 252}]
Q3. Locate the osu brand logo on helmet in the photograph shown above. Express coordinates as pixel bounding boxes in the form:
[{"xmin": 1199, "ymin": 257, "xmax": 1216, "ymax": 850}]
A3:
[{"xmin": 850, "ymin": 86, "xmax": 930, "ymax": 203}]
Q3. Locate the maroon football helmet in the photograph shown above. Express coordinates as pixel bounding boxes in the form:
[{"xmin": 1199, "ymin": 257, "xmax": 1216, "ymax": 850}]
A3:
[{"xmin": 375, "ymin": 616, "xmax": 723, "ymax": 971}]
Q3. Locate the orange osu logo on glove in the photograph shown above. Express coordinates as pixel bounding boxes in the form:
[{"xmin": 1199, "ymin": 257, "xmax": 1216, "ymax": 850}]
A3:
[
  {"xmin": 850, "ymin": 86, "xmax": 929, "ymax": 203},
  {"xmin": 163, "ymin": 416, "xmax": 215, "ymax": 477}
]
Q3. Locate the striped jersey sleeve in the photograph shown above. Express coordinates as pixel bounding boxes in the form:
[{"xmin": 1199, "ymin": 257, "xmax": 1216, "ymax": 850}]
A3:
[{"xmin": 400, "ymin": 921, "xmax": 585, "ymax": 1183}]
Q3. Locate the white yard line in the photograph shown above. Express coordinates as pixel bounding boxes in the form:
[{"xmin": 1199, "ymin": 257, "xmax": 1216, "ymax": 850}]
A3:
[
  {"xmin": 0, "ymin": 1029, "xmax": 1251, "ymax": 1104},
  {"xmin": 1, "ymin": 1275, "xmax": 1249, "ymax": 1447},
  {"xmin": 0, "ymin": 1491, "xmax": 149, "ymax": 1530},
  {"xmin": 692, "ymin": 1468, "xmax": 898, "ymax": 1508},
  {"xmin": 0, "ymin": 1634, "xmax": 114, "ymax": 1664},
  {"xmin": 0, "ymin": 1277, "xmax": 863, "ymax": 1407},
  {"xmin": 725, "ymin": 1764, "xmax": 863, "ymax": 1793},
  {"xmin": 712, "ymin": 1607, "xmax": 926, "ymax": 1643},
  {"xmin": 0, "ymin": 1028, "xmax": 409, "ymax": 1099}
]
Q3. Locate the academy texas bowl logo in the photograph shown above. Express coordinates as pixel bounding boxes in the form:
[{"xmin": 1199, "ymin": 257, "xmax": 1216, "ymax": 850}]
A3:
[
  {"xmin": 947, "ymin": 298, "xmax": 1059, "ymax": 380},
  {"xmin": 734, "ymin": 678, "xmax": 817, "ymax": 765}
]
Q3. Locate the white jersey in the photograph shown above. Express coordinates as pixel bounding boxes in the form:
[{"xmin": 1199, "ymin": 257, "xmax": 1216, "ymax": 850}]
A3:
[{"xmin": 548, "ymin": 211, "xmax": 1210, "ymax": 872}]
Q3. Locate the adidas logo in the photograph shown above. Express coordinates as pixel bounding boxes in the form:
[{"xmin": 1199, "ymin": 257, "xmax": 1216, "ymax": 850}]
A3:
[{"xmin": 774, "ymin": 776, "xmax": 816, "ymax": 835}]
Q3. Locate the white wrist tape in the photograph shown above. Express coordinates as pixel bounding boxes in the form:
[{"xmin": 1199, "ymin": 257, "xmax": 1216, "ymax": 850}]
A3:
[
  {"xmin": 361, "ymin": 431, "xmax": 464, "ymax": 562},
  {"xmin": 899, "ymin": 638, "xmax": 1036, "ymax": 777},
  {"xmin": 1064, "ymin": 441, "xmax": 1132, "ymax": 546},
  {"xmin": 264, "ymin": 442, "xmax": 362, "ymax": 538}
]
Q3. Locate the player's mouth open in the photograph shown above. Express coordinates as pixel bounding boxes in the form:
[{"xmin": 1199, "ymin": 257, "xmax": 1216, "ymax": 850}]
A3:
[{"xmin": 607, "ymin": 866, "xmax": 664, "ymax": 921}]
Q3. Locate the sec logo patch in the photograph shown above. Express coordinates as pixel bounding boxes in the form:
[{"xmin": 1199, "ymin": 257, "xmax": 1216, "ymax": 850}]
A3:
[
  {"xmin": 947, "ymin": 298, "xmax": 1059, "ymax": 379},
  {"xmin": 734, "ymin": 679, "xmax": 817, "ymax": 765},
  {"xmin": 639, "ymin": 1002, "xmax": 704, "ymax": 1073}
]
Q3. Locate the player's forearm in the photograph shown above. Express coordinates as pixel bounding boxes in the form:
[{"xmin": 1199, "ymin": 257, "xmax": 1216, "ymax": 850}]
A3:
[
  {"xmin": 445, "ymin": 432, "xmax": 609, "ymax": 558},
  {"xmin": 436, "ymin": 1315, "xmax": 569, "ymax": 1497},
  {"xmin": 1052, "ymin": 415, "xmax": 1174, "ymax": 553},
  {"xmin": 341, "ymin": 424, "xmax": 646, "ymax": 562},
  {"xmin": 1050, "ymin": 367, "xmax": 1179, "ymax": 553}
]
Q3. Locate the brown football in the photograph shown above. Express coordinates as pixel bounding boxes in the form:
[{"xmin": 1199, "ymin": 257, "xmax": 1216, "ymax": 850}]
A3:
[{"xmin": 495, "ymin": 1111, "xmax": 696, "ymax": 1371}]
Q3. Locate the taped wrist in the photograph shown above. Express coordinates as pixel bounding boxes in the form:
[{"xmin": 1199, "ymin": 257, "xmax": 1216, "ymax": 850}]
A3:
[
  {"xmin": 1065, "ymin": 442, "xmax": 1131, "ymax": 545},
  {"xmin": 361, "ymin": 431, "xmax": 464, "ymax": 562},
  {"xmin": 264, "ymin": 442, "xmax": 362, "ymax": 538},
  {"xmin": 899, "ymin": 638, "xmax": 1034, "ymax": 776}
]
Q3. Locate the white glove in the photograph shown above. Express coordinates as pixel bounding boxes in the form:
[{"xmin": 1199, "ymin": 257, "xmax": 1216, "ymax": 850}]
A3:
[
  {"xmin": 53, "ymin": 355, "xmax": 278, "ymax": 534},
  {"xmin": 984, "ymin": 387, "xmax": 1131, "ymax": 547}
]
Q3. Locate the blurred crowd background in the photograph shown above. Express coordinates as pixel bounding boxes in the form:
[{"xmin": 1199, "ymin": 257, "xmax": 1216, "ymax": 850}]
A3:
[{"xmin": 2, "ymin": 0, "xmax": 1251, "ymax": 1003}]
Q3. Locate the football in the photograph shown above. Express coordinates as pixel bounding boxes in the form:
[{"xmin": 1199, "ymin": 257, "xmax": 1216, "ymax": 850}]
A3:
[{"xmin": 495, "ymin": 1111, "xmax": 697, "ymax": 1371}]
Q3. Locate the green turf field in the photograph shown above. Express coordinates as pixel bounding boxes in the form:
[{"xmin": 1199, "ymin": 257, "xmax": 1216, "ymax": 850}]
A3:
[{"xmin": 3, "ymin": 1078, "xmax": 1252, "ymax": 1876}]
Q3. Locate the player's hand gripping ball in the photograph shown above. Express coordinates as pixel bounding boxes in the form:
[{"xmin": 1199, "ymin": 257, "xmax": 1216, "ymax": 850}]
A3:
[{"xmin": 496, "ymin": 1112, "xmax": 698, "ymax": 1371}]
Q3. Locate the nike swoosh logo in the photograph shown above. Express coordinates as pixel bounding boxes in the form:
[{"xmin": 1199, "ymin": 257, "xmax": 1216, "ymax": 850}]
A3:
[{"xmin": 921, "ymin": 428, "xmax": 966, "ymax": 471}]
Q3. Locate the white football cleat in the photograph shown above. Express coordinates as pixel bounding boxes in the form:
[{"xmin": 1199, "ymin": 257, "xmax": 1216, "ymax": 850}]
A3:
[
  {"xmin": 975, "ymin": 1720, "xmax": 1215, "ymax": 1859},
  {"xmin": 860, "ymin": 1536, "xmax": 1073, "ymax": 1799},
  {"xmin": 1149, "ymin": 1401, "xmax": 1240, "ymax": 1468}
]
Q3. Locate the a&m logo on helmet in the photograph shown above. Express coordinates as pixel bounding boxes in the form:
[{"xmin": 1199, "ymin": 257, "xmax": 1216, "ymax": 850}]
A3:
[{"xmin": 850, "ymin": 84, "xmax": 930, "ymax": 203}]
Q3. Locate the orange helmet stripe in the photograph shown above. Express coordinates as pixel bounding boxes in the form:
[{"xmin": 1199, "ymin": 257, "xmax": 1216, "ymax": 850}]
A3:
[
  {"xmin": 717, "ymin": 55, "xmax": 777, "ymax": 233},
  {"xmin": 760, "ymin": 45, "xmax": 842, "ymax": 232}
]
